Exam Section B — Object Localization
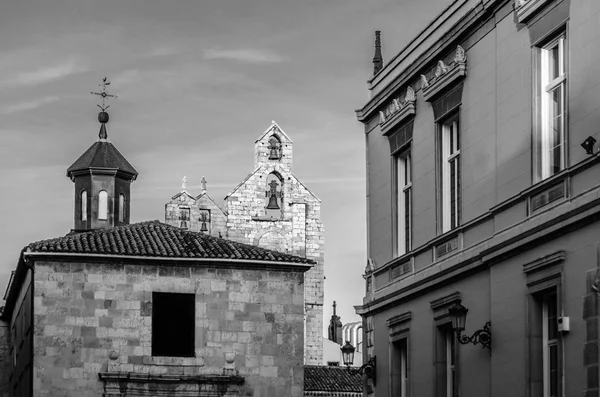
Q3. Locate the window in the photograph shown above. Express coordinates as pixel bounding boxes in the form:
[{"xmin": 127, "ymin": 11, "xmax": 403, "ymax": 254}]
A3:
[
  {"xmin": 391, "ymin": 338, "xmax": 409, "ymax": 396},
  {"xmin": 393, "ymin": 150, "xmax": 412, "ymax": 256},
  {"xmin": 439, "ymin": 115, "xmax": 460, "ymax": 233},
  {"xmin": 530, "ymin": 289, "xmax": 561, "ymax": 397},
  {"xmin": 98, "ymin": 190, "xmax": 108, "ymax": 220},
  {"xmin": 81, "ymin": 190, "xmax": 87, "ymax": 221},
  {"xmin": 119, "ymin": 194, "xmax": 126, "ymax": 223},
  {"xmin": 435, "ymin": 324, "xmax": 457, "ymax": 397},
  {"xmin": 152, "ymin": 292, "xmax": 195, "ymax": 357},
  {"xmin": 535, "ymin": 33, "xmax": 567, "ymax": 182},
  {"xmin": 199, "ymin": 209, "xmax": 211, "ymax": 233}
]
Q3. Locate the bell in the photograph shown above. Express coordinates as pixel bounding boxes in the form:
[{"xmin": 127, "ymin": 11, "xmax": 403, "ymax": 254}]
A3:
[
  {"xmin": 200, "ymin": 221, "xmax": 208, "ymax": 232},
  {"xmin": 266, "ymin": 194, "xmax": 280, "ymax": 210},
  {"xmin": 180, "ymin": 220, "xmax": 188, "ymax": 230},
  {"xmin": 269, "ymin": 147, "xmax": 279, "ymax": 160}
]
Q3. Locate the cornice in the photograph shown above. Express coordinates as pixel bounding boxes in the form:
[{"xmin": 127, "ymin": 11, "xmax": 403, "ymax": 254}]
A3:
[
  {"xmin": 422, "ymin": 46, "xmax": 467, "ymax": 102},
  {"xmin": 380, "ymin": 87, "xmax": 416, "ymax": 135},
  {"xmin": 515, "ymin": 0, "xmax": 553, "ymax": 23}
]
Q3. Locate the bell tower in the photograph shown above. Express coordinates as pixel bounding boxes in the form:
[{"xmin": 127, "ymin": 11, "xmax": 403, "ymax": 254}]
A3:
[{"xmin": 66, "ymin": 78, "xmax": 138, "ymax": 232}]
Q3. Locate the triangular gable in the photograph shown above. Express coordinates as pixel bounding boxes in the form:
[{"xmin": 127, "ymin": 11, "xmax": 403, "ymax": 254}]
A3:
[
  {"xmin": 225, "ymin": 167, "xmax": 260, "ymax": 199},
  {"xmin": 195, "ymin": 192, "xmax": 228, "ymax": 216},
  {"xmin": 170, "ymin": 190, "xmax": 196, "ymax": 201},
  {"xmin": 255, "ymin": 120, "xmax": 294, "ymax": 144},
  {"xmin": 291, "ymin": 173, "xmax": 321, "ymax": 202}
]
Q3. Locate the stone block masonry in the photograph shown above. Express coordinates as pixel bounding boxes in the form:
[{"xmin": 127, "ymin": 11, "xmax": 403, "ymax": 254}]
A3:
[{"xmin": 33, "ymin": 260, "xmax": 306, "ymax": 397}]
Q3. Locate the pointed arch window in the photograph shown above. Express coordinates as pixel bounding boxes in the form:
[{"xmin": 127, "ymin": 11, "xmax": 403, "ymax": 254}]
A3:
[
  {"xmin": 265, "ymin": 172, "xmax": 283, "ymax": 218},
  {"xmin": 119, "ymin": 194, "xmax": 126, "ymax": 223},
  {"xmin": 268, "ymin": 135, "xmax": 282, "ymax": 160},
  {"xmin": 98, "ymin": 190, "xmax": 108, "ymax": 220},
  {"xmin": 81, "ymin": 190, "xmax": 87, "ymax": 221}
]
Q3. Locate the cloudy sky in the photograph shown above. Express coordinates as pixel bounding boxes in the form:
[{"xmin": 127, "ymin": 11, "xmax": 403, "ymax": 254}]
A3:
[{"xmin": 0, "ymin": 0, "xmax": 452, "ymax": 333}]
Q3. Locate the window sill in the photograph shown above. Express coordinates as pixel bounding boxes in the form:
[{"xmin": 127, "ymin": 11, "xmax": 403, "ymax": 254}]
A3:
[
  {"xmin": 251, "ymin": 215, "xmax": 288, "ymax": 222},
  {"xmin": 143, "ymin": 356, "xmax": 204, "ymax": 367}
]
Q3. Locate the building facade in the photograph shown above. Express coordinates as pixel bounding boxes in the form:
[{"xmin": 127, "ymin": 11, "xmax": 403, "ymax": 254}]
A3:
[
  {"xmin": 1, "ymin": 110, "xmax": 313, "ymax": 397},
  {"xmin": 164, "ymin": 121, "xmax": 325, "ymax": 365},
  {"xmin": 355, "ymin": 0, "xmax": 600, "ymax": 396}
]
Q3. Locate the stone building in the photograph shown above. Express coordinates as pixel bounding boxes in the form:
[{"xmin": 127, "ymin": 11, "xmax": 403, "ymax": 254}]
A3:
[
  {"xmin": 1, "ymin": 110, "xmax": 314, "ymax": 396},
  {"xmin": 164, "ymin": 121, "xmax": 325, "ymax": 365},
  {"xmin": 355, "ymin": 0, "xmax": 600, "ymax": 396}
]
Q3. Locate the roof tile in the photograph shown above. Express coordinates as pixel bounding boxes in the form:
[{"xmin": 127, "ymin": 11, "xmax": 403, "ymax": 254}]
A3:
[
  {"xmin": 303, "ymin": 365, "xmax": 363, "ymax": 394},
  {"xmin": 26, "ymin": 221, "xmax": 314, "ymax": 265}
]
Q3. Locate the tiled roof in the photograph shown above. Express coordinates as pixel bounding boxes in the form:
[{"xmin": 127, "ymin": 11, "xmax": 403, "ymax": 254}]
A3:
[
  {"xmin": 25, "ymin": 221, "xmax": 314, "ymax": 264},
  {"xmin": 304, "ymin": 365, "xmax": 363, "ymax": 395},
  {"xmin": 67, "ymin": 140, "xmax": 138, "ymax": 178}
]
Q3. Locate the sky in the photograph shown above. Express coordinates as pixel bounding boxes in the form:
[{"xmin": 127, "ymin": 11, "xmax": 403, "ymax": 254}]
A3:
[{"xmin": 0, "ymin": 0, "xmax": 453, "ymax": 334}]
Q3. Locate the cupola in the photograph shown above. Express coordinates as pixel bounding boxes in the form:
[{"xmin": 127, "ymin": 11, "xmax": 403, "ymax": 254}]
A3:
[{"xmin": 66, "ymin": 78, "xmax": 138, "ymax": 231}]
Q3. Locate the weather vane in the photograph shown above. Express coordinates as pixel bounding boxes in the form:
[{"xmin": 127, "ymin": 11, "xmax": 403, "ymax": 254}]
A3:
[{"xmin": 91, "ymin": 77, "xmax": 118, "ymax": 111}]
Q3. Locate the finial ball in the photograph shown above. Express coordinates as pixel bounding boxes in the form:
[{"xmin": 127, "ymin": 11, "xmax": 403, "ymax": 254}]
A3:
[{"xmin": 98, "ymin": 111, "xmax": 109, "ymax": 124}]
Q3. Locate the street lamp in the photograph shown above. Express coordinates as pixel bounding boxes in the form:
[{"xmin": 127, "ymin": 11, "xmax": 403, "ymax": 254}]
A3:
[
  {"xmin": 340, "ymin": 341, "xmax": 377, "ymax": 384},
  {"xmin": 448, "ymin": 302, "xmax": 492, "ymax": 353}
]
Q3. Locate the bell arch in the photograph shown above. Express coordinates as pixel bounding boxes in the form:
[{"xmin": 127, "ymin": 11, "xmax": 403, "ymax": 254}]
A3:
[
  {"xmin": 267, "ymin": 135, "xmax": 282, "ymax": 160},
  {"xmin": 265, "ymin": 172, "xmax": 284, "ymax": 219}
]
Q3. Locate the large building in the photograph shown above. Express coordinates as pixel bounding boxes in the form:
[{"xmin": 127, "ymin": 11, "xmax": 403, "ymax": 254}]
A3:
[
  {"xmin": 164, "ymin": 121, "xmax": 325, "ymax": 365},
  {"xmin": 1, "ymin": 108, "xmax": 313, "ymax": 396},
  {"xmin": 355, "ymin": 0, "xmax": 600, "ymax": 396}
]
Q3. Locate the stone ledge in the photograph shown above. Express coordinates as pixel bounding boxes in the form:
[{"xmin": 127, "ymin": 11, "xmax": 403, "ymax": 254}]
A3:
[
  {"xmin": 422, "ymin": 62, "xmax": 466, "ymax": 102},
  {"xmin": 98, "ymin": 371, "xmax": 244, "ymax": 383},
  {"xmin": 515, "ymin": 0, "xmax": 553, "ymax": 23},
  {"xmin": 142, "ymin": 356, "xmax": 205, "ymax": 367}
]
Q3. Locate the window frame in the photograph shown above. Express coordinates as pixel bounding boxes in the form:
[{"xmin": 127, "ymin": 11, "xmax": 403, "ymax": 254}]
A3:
[
  {"xmin": 533, "ymin": 31, "xmax": 568, "ymax": 183},
  {"xmin": 437, "ymin": 112, "xmax": 461, "ymax": 234},
  {"xmin": 390, "ymin": 336, "xmax": 409, "ymax": 397},
  {"xmin": 392, "ymin": 147, "xmax": 412, "ymax": 257}
]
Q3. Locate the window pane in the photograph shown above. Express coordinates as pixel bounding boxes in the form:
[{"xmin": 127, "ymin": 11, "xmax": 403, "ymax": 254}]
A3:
[
  {"xmin": 548, "ymin": 44, "xmax": 560, "ymax": 81},
  {"xmin": 549, "ymin": 344, "xmax": 558, "ymax": 397},
  {"xmin": 81, "ymin": 191, "xmax": 87, "ymax": 221},
  {"xmin": 98, "ymin": 191, "xmax": 108, "ymax": 220}
]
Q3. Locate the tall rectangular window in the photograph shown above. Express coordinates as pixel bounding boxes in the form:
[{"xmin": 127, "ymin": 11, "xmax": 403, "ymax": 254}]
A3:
[
  {"xmin": 394, "ymin": 150, "xmax": 412, "ymax": 256},
  {"xmin": 541, "ymin": 291, "xmax": 559, "ymax": 397},
  {"xmin": 535, "ymin": 33, "xmax": 567, "ymax": 182},
  {"xmin": 439, "ymin": 115, "xmax": 460, "ymax": 233},
  {"xmin": 435, "ymin": 323, "xmax": 457, "ymax": 397},
  {"xmin": 391, "ymin": 338, "xmax": 409, "ymax": 396},
  {"xmin": 152, "ymin": 292, "xmax": 195, "ymax": 357}
]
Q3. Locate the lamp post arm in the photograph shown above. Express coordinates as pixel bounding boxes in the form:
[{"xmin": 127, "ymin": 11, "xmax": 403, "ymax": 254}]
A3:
[{"xmin": 455, "ymin": 322, "xmax": 491, "ymax": 353}]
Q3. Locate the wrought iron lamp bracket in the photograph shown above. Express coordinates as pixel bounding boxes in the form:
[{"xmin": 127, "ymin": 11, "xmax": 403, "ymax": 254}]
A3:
[
  {"xmin": 455, "ymin": 321, "xmax": 491, "ymax": 354},
  {"xmin": 346, "ymin": 356, "xmax": 377, "ymax": 385}
]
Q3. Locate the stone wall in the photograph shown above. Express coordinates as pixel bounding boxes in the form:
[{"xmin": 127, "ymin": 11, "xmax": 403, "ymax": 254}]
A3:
[
  {"xmin": 165, "ymin": 191, "xmax": 227, "ymax": 238},
  {"xmin": 225, "ymin": 123, "xmax": 324, "ymax": 365},
  {"xmin": 33, "ymin": 260, "xmax": 306, "ymax": 397}
]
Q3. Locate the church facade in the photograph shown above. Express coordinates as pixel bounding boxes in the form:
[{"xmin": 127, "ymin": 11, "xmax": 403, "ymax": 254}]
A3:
[{"xmin": 164, "ymin": 121, "xmax": 325, "ymax": 365}]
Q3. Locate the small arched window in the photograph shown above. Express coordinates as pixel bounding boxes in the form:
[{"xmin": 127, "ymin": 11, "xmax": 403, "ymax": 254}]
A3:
[
  {"xmin": 98, "ymin": 190, "xmax": 108, "ymax": 220},
  {"xmin": 81, "ymin": 190, "xmax": 87, "ymax": 221},
  {"xmin": 119, "ymin": 194, "xmax": 126, "ymax": 222}
]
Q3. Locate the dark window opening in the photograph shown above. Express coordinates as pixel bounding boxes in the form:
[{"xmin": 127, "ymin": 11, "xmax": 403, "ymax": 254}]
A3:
[{"xmin": 152, "ymin": 292, "xmax": 195, "ymax": 357}]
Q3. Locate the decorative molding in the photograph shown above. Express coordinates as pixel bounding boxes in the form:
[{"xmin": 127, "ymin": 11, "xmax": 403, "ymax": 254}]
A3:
[
  {"xmin": 523, "ymin": 251, "xmax": 565, "ymax": 275},
  {"xmin": 515, "ymin": 0, "xmax": 553, "ymax": 23},
  {"xmin": 430, "ymin": 291, "xmax": 461, "ymax": 312},
  {"xmin": 435, "ymin": 60, "xmax": 448, "ymax": 77},
  {"xmin": 387, "ymin": 311, "xmax": 412, "ymax": 328},
  {"xmin": 379, "ymin": 86, "xmax": 417, "ymax": 134},
  {"xmin": 99, "ymin": 371, "xmax": 244, "ymax": 396},
  {"xmin": 453, "ymin": 45, "xmax": 466, "ymax": 63},
  {"xmin": 423, "ymin": 46, "xmax": 467, "ymax": 102},
  {"xmin": 420, "ymin": 74, "xmax": 429, "ymax": 89}
]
